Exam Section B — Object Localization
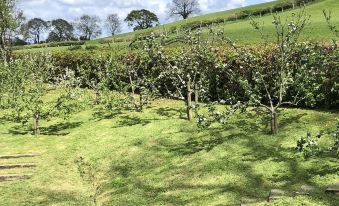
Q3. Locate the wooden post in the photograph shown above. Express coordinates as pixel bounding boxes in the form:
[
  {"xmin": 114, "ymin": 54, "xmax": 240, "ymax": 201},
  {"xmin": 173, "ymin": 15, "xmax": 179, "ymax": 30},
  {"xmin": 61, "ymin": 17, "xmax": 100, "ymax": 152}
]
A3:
[{"xmin": 186, "ymin": 79, "xmax": 193, "ymax": 121}]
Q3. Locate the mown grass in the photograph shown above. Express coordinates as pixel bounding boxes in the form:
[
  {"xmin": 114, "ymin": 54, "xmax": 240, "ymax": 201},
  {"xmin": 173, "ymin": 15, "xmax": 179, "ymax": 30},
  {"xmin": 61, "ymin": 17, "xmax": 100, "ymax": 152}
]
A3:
[{"xmin": 0, "ymin": 97, "xmax": 338, "ymax": 206}]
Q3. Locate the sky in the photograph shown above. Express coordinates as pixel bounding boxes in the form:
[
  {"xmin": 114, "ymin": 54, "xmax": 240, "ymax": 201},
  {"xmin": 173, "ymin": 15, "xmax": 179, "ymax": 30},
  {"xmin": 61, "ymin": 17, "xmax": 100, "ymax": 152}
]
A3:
[{"xmin": 18, "ymin": 0, "xmax": 274, "ymax": 36}]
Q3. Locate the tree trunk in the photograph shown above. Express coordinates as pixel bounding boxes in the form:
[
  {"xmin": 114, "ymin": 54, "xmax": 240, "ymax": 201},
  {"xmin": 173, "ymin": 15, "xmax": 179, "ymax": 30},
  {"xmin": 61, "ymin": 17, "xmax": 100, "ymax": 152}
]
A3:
[
  {"xmin": 34, "ymin": 113, "xmax": 40, "ymax": 136},
  {"xmin": 138, "ymin": 93, "xmax": 143, "ymax": 112},
  {"xmin": 186, "ymin": 79, "xmax": 193, "ymax": 121},
  {"xmin": 194, "ymin": 84, "xmax": 199, "ymax": 104},
  {"xmin": 270, "ymin": 110, "xmax": 278, "ymax": 135},
  {"xmin": 95, "ymin": 90, "xmax": 100, "ymax": 105}
]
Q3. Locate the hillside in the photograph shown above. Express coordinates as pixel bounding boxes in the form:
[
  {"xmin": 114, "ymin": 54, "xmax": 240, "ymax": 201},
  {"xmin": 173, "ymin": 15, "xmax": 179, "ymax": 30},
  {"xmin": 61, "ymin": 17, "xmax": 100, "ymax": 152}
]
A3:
[
  {"xmin": 96, "ymin": 0, "xmax": 339, "ymax": 44},
  {"xmin": 15, "ymin": 0, "xmax": 338, "ymax": 52}
]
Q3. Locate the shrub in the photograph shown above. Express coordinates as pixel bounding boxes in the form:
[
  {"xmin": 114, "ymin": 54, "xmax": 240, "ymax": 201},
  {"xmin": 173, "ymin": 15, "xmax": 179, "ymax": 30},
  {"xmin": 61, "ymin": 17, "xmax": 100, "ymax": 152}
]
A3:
[
  {"xmin": 68, "ymin": 45, "xmax": 83, "ymax": 51},
  {"xmin": 85, "ymin": 45, "xmax": 99, "ymax": 50}
]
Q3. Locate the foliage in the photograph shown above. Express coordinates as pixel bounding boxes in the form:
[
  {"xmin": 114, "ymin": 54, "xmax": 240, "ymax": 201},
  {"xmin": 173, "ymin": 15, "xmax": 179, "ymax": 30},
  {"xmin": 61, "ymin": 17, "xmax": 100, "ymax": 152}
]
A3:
[
  {"xmin": 47, "ymin": 18, "xmax": 75, "ymax": 42},
  {"xmin": 168, "ymin": 0, "xmax": 201, "ymax": 19},
  {"xmin": 105, "ymin": 14, "xmax": 121, "ymax": 36},
  {"xmin": 125, "ymin": 9, "xmax": 159, "ymax": 31},
  {"xmin": 21, "ymin": 18, "xmax": 48, "ymax": 44},
  {"xmin": 76, "ymin": 15, "xmax": 102, "ymax": 40},
  {"xmin": 0, "ymin": 0, "xmax": 19, "ymax": 60},
  {"xmin": 296, "ymin": 119, "xmax": 339, "ymax": 158},
  {"xmin": 12, "ymin": 40, "xmax": 85, "ymax": 50},
  {"xmin": 1, "ymin": 53, "xmax": 85, "ymax": 135}
]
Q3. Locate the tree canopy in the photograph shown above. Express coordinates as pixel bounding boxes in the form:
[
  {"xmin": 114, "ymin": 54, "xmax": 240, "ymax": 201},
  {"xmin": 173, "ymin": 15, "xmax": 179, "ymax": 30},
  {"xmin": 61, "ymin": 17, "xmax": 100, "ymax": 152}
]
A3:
[
  {"xmin": 47, "ymin": 19, "xmax": 75, "ymax": 42},
  {"xmin": 76, "ymin": 15, "xmax": 101, "ymax": 40},
  {"xmin": 105, "ymin": 14, "xmax": 121, "ymax": 36},
  {"xmin": 22, "ymin": 18, "xmax": 48, "ymax": 44},
  {"xmin": 125, "ymin": 9, "xmax": 159, "ymax": 31},
  {"xmin": 168, "ymin": 0, "xmax": 200, "ymax": 19}
]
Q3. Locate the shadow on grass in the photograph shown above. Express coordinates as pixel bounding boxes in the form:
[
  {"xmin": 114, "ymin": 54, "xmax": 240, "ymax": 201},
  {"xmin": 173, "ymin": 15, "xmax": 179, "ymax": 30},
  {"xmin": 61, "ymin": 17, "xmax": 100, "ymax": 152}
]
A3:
[
  {"xmin": 92, "ymin": 109, "xmax": 123, "ymax": 121},
  {"xmin": 169, "ymin": 131, "xmax": 245, "ymax": 155},
  {"xmin": 155, "ymin": 107, "xmax": 186, "ymax": 120},
  {"xmin": 8, "ymin": 122, "xmax": 83, "ymax": 136},
  {"xmin": 112, "ymin": 115, "xmax": 169, "ymax": 128},
  {"xmin": 28, "ymin": 188, "xmax": 89, "ymax": 205}
]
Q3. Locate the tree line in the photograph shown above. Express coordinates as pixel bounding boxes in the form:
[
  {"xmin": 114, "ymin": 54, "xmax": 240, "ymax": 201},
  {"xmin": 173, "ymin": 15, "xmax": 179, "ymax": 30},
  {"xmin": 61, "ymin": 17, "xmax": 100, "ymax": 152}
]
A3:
[{"xmin": 4, "ymin": 0, "xmax": 201, "ymax": 45}]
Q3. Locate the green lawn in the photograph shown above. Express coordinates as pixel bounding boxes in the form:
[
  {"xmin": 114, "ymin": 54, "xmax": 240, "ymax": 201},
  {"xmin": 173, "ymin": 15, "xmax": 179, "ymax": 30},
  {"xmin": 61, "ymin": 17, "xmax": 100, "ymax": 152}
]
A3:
[{"xmin": 0, "ymin": 98, "xmax": 338, "ymax": 205}]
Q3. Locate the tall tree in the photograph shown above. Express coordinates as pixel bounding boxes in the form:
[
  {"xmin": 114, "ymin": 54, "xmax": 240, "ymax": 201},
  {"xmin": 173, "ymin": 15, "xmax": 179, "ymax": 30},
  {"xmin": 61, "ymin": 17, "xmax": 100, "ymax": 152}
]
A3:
[
  {"xmin": 22, "ymin": 18, "xmax": 48, "ymax": 44},
  {"xmin": 47, "ymin": 18, "xmax": 74, "ymax": 42},
  {"xmin": 168, "ymin": 0, "xmax": 200, "ymax": 19},
  {"xmin": 125, "ymin": 9, "xmax": 159, "ymax": 31},
  {"xmin": 0, "ymin": 0, "xmax": 17, "ymax": 60},
  {"xmin": 76, "ymin": 15, "xmax": 101, "ymax": 40},
  {"xmin": 105, "ymin": 14, "xmax": 121, "ymax": 36}
]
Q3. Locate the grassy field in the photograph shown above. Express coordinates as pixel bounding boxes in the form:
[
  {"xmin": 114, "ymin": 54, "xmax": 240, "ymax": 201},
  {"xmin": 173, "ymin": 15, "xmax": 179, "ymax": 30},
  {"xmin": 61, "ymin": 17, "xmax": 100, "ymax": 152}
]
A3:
[
  {"xmin": 15, "ymin": 0, "xmax": 339, "ymax": 52},
  {"xmin": 0, "ymin": 97, "xmax": 338, "ymax": 206},
  {"xmin": 93, "ymin": 0, "xmax": 339, "ymax": 44}
]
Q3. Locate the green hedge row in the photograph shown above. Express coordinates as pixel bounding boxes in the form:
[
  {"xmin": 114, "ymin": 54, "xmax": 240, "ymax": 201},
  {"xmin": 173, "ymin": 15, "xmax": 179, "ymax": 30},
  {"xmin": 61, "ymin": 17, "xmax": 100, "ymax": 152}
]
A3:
[
  {"xmin": 13, "ymin": 41, "xmax": 338, "ymax": 108},
  {"xmin": 12, "ymin": 41, "xmax": 86, "ymax": 51}
]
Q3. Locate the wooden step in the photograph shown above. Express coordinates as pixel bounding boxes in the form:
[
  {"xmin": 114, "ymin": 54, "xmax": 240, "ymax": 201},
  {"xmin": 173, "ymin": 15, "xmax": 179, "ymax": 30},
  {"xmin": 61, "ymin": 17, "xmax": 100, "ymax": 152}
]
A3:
[
  {"xmin": 0, "ymin": 174, "xmax": 32, "ymax": 182},
  {"xmin": 0, "ymin": 163, "xmax": 37, "ymax": 170},
  {"xmin": 268, "ymin": 189, "xmax": 286, "ymax": 202},
  {"xmin": 0, "ymin": 154, "xmax": 40, "ymax": 159},
  {"xmin": 326, "ymin": 182, "xmax": 339, "ymax": 195}
]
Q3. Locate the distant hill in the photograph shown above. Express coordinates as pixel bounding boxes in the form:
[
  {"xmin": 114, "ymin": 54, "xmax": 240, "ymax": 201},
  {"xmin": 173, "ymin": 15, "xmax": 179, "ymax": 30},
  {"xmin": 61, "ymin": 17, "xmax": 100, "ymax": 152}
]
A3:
[{"xmin": 16, "ymin": 0, "xmax": 338, "ymax": 51}]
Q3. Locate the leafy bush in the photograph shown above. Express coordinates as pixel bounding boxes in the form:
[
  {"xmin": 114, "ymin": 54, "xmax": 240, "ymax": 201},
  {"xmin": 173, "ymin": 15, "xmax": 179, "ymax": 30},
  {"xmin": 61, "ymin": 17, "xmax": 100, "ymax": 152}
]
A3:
[
  {"xmin": 85, "ymin": 45, "xmax": 99, "ymax": 50},
  {"xmin": 12, "ymin": 41, "xmax": 85, "ymax": 51},
  {"xmin": 68, "ymin": 45, "xmax": 83, "ymax": 51},
  {"xmin": 296, "ymin": 120, "xmax": 339, "ymax": 158}
]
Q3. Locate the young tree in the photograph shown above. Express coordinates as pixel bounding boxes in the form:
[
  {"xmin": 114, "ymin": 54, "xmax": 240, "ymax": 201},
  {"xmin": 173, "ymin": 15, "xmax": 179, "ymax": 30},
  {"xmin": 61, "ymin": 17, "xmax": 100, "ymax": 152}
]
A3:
[
  {"xmin": 143, "ymin": 31, "xmax": 214, "ymax": 120},
  {"xmin": 76, "ymin": 15, "xmax": 102, "ymax": 40},
  {"xmin": 238, "ymin": 10, "xmax": 311, "ymax": 134},
  {"xmin": 125, "ymin": 9, "xmax": 159, "ymax": 31},
  {"xmin": 105, "ymin": 14, "xmax": 121, "ymax": 36},
  {"xmin": 22, "ymin": 18, "xmax": 48, "ymax": 44},
  {"xmin": 47, "ymin": 18, "xmax": 75, "ymax": 42},
  {"xmin": 168, "ymin": 0, "xmax": 200, "ymax": 19}
]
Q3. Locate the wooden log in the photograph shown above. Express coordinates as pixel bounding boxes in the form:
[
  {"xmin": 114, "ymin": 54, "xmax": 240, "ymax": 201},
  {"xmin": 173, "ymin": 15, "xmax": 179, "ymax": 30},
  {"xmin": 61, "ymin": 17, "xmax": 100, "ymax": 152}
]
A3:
[
  {"xmin": 268, "ymin": 189, "xmax": 285, "ymax": 202},
  {"xmin": 0, "ymin": 154, "xmax": 40, "ymax": 159},
  {"xmin": 0, "ymin": 174, "xmax": 32, "ymax": 182},
  {"xmin": 326, "ymin": 182, "xmax": 339, "ymax": 196},
  {"xmin": 0, "ymin": 163, "xmax": 37, "ymax": 170}
]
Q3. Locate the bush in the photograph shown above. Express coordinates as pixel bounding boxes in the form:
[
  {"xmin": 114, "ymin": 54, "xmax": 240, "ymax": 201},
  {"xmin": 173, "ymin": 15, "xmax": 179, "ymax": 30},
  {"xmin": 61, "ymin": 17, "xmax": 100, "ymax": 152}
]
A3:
[
  {"xmin": 13, "ymin": 42, "xmax": 338, "ymax": 109},
  {"xmin": 12, "ymin": 41, "xmax": 85, "ymax": 51},
  {"xmin": 85, "ymin": 45, "xmax": 99, "ymax": 50},
  {"xmin": 68, "ymin": 45, "xmax": 83, "ymax": 51}
]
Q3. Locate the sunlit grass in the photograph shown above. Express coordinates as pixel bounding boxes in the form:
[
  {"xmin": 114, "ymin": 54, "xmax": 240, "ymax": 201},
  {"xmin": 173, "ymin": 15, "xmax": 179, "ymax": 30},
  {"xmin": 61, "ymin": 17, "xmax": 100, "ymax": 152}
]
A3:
[{"xmin": 0, "ymin": 97, "xmax": 338, "ymax": 205}]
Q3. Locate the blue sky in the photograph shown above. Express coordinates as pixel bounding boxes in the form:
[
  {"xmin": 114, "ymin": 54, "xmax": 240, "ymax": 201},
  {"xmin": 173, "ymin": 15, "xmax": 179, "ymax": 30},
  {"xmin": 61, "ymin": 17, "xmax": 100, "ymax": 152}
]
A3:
[{"xmin": 18, "ymin": 0, "xmax": 274, "ymax": 35}]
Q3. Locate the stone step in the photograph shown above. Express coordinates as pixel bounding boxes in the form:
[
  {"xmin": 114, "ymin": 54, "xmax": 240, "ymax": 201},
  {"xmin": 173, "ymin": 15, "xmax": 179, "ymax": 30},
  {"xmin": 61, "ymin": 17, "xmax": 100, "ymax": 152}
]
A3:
[
  {"xmin": 0, "ymin": 174, "xmax": 32, "ymax": 182},
  {"xmin": 0, "ymin": 154, "xmax": 40, "ymax": 159},
  {"xmin": 0, "ymin": 163, "xmax": 37, "ymax": 170}
]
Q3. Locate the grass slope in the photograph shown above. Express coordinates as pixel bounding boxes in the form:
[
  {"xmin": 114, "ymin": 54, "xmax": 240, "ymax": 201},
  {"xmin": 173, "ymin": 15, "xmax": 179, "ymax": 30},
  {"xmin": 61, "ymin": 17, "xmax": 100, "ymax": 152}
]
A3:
[
  {"xmin": 100, "ymin": 0, "xmax": 338, "ymax": 44},
  {"xmin": 17, "ymin": 0, "xmax": 338, "ymax": 52},
  {"xmin": 0, "ymin": 99, "xmax": 338, "ymax": 205}
]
